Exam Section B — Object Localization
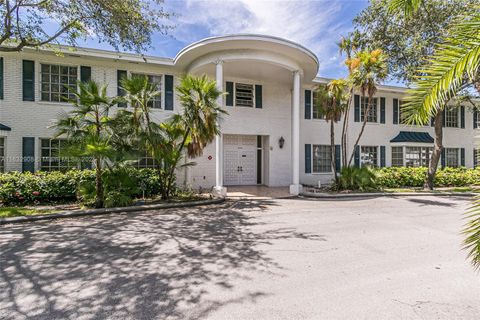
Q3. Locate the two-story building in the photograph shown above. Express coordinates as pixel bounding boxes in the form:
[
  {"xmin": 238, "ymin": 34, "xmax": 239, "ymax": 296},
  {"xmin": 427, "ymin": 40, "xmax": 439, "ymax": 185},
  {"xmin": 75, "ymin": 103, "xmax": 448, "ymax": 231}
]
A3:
[{"xmin": 0, "ymin": 34, "xmax": 477, "ymax": 196}]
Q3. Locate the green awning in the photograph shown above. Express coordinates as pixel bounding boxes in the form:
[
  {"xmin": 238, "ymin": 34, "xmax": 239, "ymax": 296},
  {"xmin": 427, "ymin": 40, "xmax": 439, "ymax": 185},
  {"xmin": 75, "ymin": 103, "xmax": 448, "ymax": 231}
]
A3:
[
  {"xmin": 390, "ymin": 131, "xmax": 434, "ymax": 143},
  {"xmin": 0, "ymin": 123, "xmax": 11, "ymax": 131}
]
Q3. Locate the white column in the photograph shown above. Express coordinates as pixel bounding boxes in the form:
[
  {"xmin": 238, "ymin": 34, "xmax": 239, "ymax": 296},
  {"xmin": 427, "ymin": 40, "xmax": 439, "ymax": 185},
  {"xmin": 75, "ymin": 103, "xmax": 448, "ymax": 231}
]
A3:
[
  {"xmin": 290, "ymin": 70, "xmax": 302, "ymax": 195},
  {"xmin": 213, "ymin": 60, "xmax": 227, "ymax": 198}
]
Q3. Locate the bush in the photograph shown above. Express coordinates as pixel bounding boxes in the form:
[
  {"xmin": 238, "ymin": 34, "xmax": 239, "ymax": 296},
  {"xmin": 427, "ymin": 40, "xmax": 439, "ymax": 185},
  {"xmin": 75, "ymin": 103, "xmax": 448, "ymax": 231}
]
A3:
[
  {"xmin": 0, "ymin": 168, "xmax": 164, "ymax": 206},
  {"xmin": 375, "ymin": 166, "xmax": 480, "ymax": 188},
  {"xmin": 337, "ymin": 166, "xmax": 378, "ymax": 191}
]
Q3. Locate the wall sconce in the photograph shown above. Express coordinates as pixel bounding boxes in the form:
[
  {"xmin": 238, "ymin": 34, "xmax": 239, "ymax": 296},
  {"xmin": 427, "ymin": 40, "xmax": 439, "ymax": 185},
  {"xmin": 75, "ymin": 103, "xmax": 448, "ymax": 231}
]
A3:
[{"xmin": 278, "ymin": 136, "xmax": 285, "ymax": 149}]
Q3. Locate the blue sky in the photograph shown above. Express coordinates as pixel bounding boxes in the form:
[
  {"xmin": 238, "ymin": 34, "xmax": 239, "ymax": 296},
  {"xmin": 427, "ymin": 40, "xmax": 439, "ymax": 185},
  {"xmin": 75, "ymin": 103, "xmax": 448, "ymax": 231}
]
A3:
[{"xmin": 81, "ymin": 0, "xmax": 369, "ymax": 79}]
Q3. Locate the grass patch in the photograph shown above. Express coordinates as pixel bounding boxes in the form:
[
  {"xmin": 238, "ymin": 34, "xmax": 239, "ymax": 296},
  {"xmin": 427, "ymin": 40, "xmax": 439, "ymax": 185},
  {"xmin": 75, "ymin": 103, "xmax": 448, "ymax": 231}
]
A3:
[{"xmin": 0, "ymin": 207, "xmax": 57, "ymax": 218}]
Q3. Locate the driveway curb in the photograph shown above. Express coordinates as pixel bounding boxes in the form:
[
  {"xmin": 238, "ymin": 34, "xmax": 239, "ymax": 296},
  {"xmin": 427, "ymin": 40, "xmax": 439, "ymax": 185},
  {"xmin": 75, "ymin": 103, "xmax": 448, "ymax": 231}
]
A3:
[
  {"xmin": 301, "ymin": 191, "xmax": 477, "ymax": 199},
  {"xmin": 0, "ymin": 198, "xmax": 225, "ymax": 225}
]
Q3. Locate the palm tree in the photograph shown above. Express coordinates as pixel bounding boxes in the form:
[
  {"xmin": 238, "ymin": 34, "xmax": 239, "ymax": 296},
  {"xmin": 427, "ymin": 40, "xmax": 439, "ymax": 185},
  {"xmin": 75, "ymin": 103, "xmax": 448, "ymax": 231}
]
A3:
[
  {"xmin": 392, "ymin": 3, "xmax": 480, "ymax": 270},
  {"xmin": 315, "ymin": 80, "xmax": 348, "ymax": 180},
  {"xmin": 347, "ymin": 49, "xmax": 388, "ymax": 166},
  {"xmin": 54, "ymin": 81, "xmax": 115, "ymax": 208}
]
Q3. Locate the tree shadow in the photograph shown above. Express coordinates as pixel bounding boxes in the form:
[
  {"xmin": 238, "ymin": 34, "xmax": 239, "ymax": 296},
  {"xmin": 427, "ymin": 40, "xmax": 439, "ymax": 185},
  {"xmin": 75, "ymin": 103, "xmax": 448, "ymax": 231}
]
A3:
[
  {"xmin": 406, "ymin": 198, "xmax": 458, "ymax": 207},
  {"xmin": 0, "ymin": 201, "xmax": 323, "ymax": 320}
]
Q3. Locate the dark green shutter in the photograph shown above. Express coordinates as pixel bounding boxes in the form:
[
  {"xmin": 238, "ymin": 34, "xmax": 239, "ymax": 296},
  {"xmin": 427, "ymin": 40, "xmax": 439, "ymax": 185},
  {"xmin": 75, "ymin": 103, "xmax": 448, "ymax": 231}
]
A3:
[
  {"xmin": 335, "ymin": 145, "xmax": 341, "ymax": 171},
  {"xmin": 380, "ymin": 97, "xmax": 386, "ymax": 124},
  {"xmin": 164, "ymin": 74, "xmax": 174, "ymax": 110},
  {"xmin": 430, "ymin": 116, "xmax": 435, "ymax": 127},
  {"xmin": 22, "ymin": 60, "xmax": 35, "ymax": 101},
  {"xmin": 117, "ymin": 70, "xmax": 127, "ymax": 108},
  {"xmin": 255, "ymin": 84, "xmax": 262, "ymax": 108},
  {"xmin": 305, "ymin": 144, "xmax": 311, "ymax": 174},
  {"xmin": 393, "ymin": 98, "xmax": 399, "ymax": 124},
  {"xmin": 461, "ymin": 148, "xmax": 465, "ymax": 167},
  {"xmin": 0, "ymin": 57, "xmax": 3, "ymax": 100},
  {"xmin": 474, "ymin": 108, "xmax": 478, "ymax": 129},
  {"xmin": 226, "ymin": 81, "xmax": 234, "ymax": 106},
  {"xmin": 380, "ymin": 146, "xmax": 386, "ymax": 167},
  {"xmin": 441, "ymin": 148, "xmax": 446, "ymax": 168},
  {"xmin": 354, "ymin": 145, "xmax": 360, "ymax": 167},
  {"xmin": 442, "ymin": 109, "xmax": 446, "ymax": 127},
  {"xmin": 474, "ymin": 149, "xmax": 478, "ymax": 168},
  {"xmin": 304, "ymin": 90, "xmax": 311, "ymax": 119},
  {"xmin": 354, "ymin": 95, "xmax": 360, "ymax": 122},
  {"xmin": 460, "ymin": 106, "xmax": 465, "ymax": 128},
  {"xmin": 80, "ymin": 66, "xmax": 91, "ymax": 83},
  {"xmin": 22, "ymin": 137, "xmax": 35, "ymax": 172}
]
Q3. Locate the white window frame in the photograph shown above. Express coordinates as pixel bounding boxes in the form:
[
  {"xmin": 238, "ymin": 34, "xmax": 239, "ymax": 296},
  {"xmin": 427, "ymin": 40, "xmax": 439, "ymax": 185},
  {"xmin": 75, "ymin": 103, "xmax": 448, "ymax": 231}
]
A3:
[
  {"xmin": 40, "ymin": 138, "xmax": 77, "ymax": 171},
  {"xmin": 40, "ymin": 63, "xmax": 79, "ymax": 103},
  {"xmin": 360, "ymin": 97, "xmax": 378, "ymax": 123},
  {"xmin": 130, "ymin": 72, "xmax": 163, "ymax": 109},
  {"xmin": 135, "ymin": 149, "xmax": 157, "ymax": 169},
  {"xmin": 312, "ymin": 144, "xmax": 332, "ymax": 173},
  {"xmin": 445, "ymin": 107, "xmax": 459, "ymax": 128},
  {"xmin": 444, "ymin": 147, "xmax": 459, "ymax": 167},
  {"xmin": 405, "ymin": 146, "xmax": 433, "ymax": 167},
  {"xmin": 360, "ymin": 146, "xmax": 378, "ymax": 167},
  {"xmin": 391, "ymin": 146, "xmax": 404, "ymax": 167},
  {"xmin": 312, "ymin": 90, "xmax": 326, "ymax": 120}
]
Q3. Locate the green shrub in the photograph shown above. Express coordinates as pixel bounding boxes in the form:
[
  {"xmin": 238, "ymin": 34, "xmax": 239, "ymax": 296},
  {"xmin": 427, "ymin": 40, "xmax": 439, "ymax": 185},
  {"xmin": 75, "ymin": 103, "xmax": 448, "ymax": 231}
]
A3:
[
  {"xmin": 0, "ymin": 168, "xmax": 164, "ymax": 206},
  {"xmin": 375, "ymin": 166, "xmax": 480, "ymax": 188},
  {"xmin": 337, "ymin": 166, "xmax": 378, "ymax": 191}
]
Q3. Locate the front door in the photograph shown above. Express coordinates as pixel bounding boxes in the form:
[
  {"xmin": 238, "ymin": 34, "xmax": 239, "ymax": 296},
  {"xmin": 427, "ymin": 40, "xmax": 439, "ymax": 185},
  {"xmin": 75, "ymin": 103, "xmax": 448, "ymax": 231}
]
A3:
[{"xmin": 224, "ymin": 135, "xmax": 257, "ymax": 185}]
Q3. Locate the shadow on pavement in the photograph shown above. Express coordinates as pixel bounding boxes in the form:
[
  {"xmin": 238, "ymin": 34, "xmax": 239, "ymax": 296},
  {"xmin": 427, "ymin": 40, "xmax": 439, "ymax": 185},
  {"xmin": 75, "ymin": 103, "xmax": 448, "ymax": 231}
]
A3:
[{"xmin": 0, "ymin": 200, "xmax": 322, "ymax": 320}]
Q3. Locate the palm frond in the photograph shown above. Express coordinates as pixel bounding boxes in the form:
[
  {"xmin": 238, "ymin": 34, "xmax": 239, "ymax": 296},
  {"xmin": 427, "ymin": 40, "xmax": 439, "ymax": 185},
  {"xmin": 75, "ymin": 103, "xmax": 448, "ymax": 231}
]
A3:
[
  {"xmin": 388, "ymin": 0, "xmax": 422, "ymax": 16},
  {"xmin": 463, "ymin": 195, "xmax": 480, "ymax": 271},
  {"xmin": 402, "ymin": 10, "xmax": 480, "ymax": 125}
]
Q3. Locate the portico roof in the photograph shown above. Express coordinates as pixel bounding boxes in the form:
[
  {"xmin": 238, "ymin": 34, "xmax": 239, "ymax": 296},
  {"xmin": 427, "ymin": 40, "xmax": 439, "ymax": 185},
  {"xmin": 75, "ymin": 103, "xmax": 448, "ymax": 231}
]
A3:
[
  {"xmin": 174, "ymin": 34, "xmax": 320, "ymax": 81},
  {"xmin": 0, "ymin": 123, "xmax": 11, "ymax": 131}
]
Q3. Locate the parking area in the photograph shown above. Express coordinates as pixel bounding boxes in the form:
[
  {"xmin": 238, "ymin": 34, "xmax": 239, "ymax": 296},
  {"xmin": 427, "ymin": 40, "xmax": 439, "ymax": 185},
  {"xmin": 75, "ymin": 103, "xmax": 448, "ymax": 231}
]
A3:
[{"xmin": 1, "ymin": 196, "xmax": 479, "ymax": 319}]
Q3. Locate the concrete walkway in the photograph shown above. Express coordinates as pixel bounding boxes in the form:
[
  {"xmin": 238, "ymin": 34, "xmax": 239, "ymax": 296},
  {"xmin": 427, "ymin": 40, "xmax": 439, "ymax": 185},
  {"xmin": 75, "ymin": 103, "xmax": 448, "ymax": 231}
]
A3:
[
  {"xmin": 226, "ymin": 186, "xmax": 291, "ymax": 199},
  {"xmin": 1, "ymin": 196, "xmax": 479, "ymax": 319}
]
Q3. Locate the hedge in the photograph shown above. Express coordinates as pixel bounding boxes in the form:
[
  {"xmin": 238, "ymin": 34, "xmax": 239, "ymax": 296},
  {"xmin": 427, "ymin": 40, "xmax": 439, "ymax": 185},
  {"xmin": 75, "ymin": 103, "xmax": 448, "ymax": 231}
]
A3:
[
  {"xmin": 0, "ymin": 168, "xmax": 163, "ymax": 205},
  {"xmin": 375, "ymin": 167, "xmax": 480, "ymax": 188}
]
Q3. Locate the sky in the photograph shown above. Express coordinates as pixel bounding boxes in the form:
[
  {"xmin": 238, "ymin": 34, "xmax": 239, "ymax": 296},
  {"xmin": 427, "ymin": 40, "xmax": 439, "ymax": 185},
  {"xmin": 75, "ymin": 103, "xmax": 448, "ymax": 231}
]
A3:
[{"xmin": 81, "ymin": 0, "xmax": 369, "ymax": 80}]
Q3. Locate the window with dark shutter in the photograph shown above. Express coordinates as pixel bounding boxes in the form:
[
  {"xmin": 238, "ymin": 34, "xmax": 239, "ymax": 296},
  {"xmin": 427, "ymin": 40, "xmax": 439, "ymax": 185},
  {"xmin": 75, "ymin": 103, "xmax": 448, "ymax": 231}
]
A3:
[
  {"xmin": 164, "ymin": 74, "xmax": 174, "ymax": 110},
  {"xmin": 23, "ymin": 60, "xmax": 35, "ymax": 101}
]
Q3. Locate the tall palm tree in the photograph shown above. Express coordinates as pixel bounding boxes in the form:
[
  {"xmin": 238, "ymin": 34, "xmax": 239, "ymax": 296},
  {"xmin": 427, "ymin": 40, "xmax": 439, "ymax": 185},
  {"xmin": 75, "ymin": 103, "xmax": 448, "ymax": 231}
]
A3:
[
  {"xmin": 54, "ymin": 81, "xmax": 115, "ymax": 208},
  {"xmin": 315, "ymin": 80, "xmax": 348, "ymax": 180},
  {"xmin": 347, "ymin": 49, "xmax": 388, "ymax": 166},
  {"xmin": 395, "ymin": 3, "xmax": 480, "ymax": 270}
]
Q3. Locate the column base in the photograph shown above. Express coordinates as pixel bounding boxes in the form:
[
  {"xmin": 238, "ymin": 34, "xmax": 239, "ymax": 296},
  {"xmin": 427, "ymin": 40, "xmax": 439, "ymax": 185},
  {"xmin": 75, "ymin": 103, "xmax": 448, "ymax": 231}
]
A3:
[
  {"xmin": 289, "ymin": 184, "xmax": 303, "ymax": 195},
  {"xmin": 212, "ymin": 186, "xmax": 227, "ymax": 198}
]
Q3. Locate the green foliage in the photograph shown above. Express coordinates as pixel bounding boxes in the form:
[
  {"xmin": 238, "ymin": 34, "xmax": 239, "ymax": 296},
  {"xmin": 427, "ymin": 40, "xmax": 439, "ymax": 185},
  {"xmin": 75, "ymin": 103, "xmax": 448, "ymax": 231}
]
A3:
[
  {"xmin": 0, "ymin": 0, "xmax": 173, "ymax": 52},
  {"xmin": 0, "ymin": 168, "xmax": 162, "ymax": 206},
  {"xmin": 353, "ymin": 0, "xmax": 475, "ymax": 83},
  {"xmin": 337, "ymin": 166, "xmax": 378, "ymax": 192},
  {"xmin": 464, "ymin": 195, "xmax": 480, "ymax": 271},
  {"xmin": 375, "ymin": 167, "xmax": 480, "ymax": 188}
]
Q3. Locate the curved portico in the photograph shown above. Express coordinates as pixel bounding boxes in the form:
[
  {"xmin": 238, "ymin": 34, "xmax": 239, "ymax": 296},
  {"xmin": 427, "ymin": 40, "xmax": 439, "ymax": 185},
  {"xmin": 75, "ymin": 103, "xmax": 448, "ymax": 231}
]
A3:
[{"xmin": 175, "ymin": 35, "xmax": 319, "ymax": 196}]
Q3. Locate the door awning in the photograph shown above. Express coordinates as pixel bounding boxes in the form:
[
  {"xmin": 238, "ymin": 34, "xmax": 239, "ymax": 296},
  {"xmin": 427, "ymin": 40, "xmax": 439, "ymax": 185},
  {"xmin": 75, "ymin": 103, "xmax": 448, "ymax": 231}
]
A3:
[
  {"xmin": 0, "ymin": 123, "xmax": 11, "ymax": 131},
  {"xmin": 390, "ymin": 131, "xmax": 434, "ymax": 143}
]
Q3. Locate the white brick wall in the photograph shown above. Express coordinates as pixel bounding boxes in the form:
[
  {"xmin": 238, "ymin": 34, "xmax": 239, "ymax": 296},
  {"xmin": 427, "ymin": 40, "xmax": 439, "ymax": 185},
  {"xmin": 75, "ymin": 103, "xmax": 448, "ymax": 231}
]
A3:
[{"xmin": 0, "ymin": 48, "xmax": 477, "ymax": 189}]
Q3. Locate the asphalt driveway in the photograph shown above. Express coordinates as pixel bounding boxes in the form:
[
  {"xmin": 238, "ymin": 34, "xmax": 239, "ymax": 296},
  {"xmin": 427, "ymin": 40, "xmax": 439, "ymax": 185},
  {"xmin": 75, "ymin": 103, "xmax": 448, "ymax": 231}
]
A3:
[{"xmin": 1, "ymin": 196, "xmax": 479, "ymax": 319}]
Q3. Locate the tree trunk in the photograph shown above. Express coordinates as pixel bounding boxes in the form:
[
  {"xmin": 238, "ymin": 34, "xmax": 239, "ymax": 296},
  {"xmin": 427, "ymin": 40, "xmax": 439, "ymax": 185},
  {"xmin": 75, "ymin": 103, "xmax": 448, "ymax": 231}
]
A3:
[
  {"xmin": 330, "ymin": 120, "xmax": 337, "ymax": 182},
  {"xmin": 95, "ymin": 158, "xmax": 104, "ymax": 208},
  {"xmin": 424, "ymin": 110, "xmax": 443, "ymax": 190},
  {"xmin": 341, "ymin": 93, "xmax": 352, "ymax": 168},
  {"xmin": 348, "ymin": 95, "xmax": 372, "ymax": 166}
]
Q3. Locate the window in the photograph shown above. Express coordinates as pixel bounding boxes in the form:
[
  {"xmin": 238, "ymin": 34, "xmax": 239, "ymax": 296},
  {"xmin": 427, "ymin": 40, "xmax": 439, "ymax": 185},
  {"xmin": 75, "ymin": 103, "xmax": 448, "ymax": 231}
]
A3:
[
  {"xmin": 40, "ymin": 139, "xmax": 76, "ymax": 171},
  {"xmin": 235, "ymin": 83, "xmax": 254, "ymax": 107},
  {"xmin": 445, "ymin": 108, "xmax": 459, "ymax": 128},
  {"xmin": 41, "ymin": 64, "xmax": 78, "ymax": 102},
  {"xmin": 445, "ymin": 148, "xmax": 459, "ymax": 167},
  {"xmin": 135, "ymin": 150, "xmax": 157, "ymax": 169},
  {"xmin": 391, "ymin": 146, "xmax": 403, "ymax": 167},
  {"xmin": 131, "ymin": 73, "xmax": 162, "ymax": 108},
  {"xmin": 312, "ymin": 145, "xmax": 331, "ymax": 173},
  {"xmin": 361, "ymin": 97, "xmax": 378, "ymax": 122},
  {"xmin": 405, "ymin": 146, "xmax": 433, "ymax": 167},
  {"xmin": 0, "ymin": 137, "xmax": 4, "ymax": 172},
  {"xmin": 361, "ymin": 146, "xmax": 378, "ymax": 167},
  {"xmin": 312, "ymin": 91, "xmax": 325, "ymax": 119}
]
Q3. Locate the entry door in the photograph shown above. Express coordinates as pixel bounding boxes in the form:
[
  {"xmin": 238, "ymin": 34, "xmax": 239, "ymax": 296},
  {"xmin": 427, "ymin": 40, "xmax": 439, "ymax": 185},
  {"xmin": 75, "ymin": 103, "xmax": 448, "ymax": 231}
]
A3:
[{"xmin": 224, "ymin": 135, "xmax": 257, "ymax": 185}]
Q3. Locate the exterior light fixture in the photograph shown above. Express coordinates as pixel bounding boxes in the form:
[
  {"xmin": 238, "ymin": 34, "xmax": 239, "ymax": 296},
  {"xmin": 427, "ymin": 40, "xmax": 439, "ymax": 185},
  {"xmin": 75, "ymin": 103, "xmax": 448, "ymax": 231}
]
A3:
[{"xmin": 279, "ymin": 136, "xmax": 285, "ymax": 149}]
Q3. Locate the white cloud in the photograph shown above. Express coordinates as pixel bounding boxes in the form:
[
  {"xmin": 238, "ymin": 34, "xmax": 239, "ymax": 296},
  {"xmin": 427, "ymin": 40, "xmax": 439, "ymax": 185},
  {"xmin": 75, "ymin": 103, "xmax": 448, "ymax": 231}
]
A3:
[{"xmin": 170, "ymin": 0, "xmax": 354, "ymax": 75}]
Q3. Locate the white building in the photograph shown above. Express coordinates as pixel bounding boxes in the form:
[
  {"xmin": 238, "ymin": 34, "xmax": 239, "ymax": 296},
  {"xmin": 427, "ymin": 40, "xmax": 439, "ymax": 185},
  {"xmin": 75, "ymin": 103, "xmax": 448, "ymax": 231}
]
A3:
[{"xmin": 0, "ymin": 35, "xmax": 477, "ymax": 195}]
